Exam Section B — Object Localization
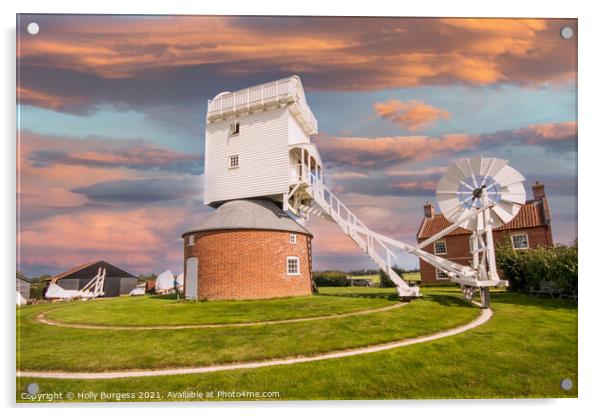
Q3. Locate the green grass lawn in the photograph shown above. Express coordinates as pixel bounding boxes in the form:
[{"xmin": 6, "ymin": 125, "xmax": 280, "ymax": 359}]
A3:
[
  {"xmin": 17, "ymin": 288, "xmax": 478, "ymax": 373},
  {"xmin": 16, "ymin": 287, "xmax": 577, "ymax": 401},
  {"xmin": 42, "ymin": 291, "xmax": 394, "ymax": 326}
]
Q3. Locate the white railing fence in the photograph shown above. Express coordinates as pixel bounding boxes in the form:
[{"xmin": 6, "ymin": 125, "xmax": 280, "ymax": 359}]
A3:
[{"xmin": 207, "ymin": 77, "xmax": 318, "ymax": 133}]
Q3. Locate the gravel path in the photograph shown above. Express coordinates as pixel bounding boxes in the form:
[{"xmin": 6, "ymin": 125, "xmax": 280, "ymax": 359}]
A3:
[{"xmin": 18, "ymin": 308, "xmax": 492, "ymax": 379}]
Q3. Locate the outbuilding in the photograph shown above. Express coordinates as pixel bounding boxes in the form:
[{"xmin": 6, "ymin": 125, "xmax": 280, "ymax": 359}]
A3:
[
  {"xmin": 45, "ymin": 260, "xmax": 138, "ymax": 297},
  {"xmin": 17, "ymin": 275, "xmax": 32, "ymax": 304},
  {"xmin": 182, "ymin": 199, "xmax": 313, "ymax": 300}
]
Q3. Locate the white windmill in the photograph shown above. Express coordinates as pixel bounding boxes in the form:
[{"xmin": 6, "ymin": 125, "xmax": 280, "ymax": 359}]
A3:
[{"xmin": 203, "ymin": 75, "xmax": 527, "ymax": 307}]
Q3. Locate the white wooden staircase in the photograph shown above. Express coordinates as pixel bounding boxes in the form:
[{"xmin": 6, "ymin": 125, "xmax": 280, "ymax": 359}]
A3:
[
  {"xmin": 286, "ymin": 168, "xmax": 493, "ymax": 299},
  {"xmin": 288, "ymin": 169, "xmax": 419, "ymax": 297}
]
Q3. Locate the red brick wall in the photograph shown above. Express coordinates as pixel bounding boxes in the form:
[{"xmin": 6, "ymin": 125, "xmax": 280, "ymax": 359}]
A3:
[
  {"xmin": 418, "ymin": 226, "xmax": 553, "ymax": 283},
  {"xmin": 183, "ymin": 229, "xmax": 313, "ymax": 300}
]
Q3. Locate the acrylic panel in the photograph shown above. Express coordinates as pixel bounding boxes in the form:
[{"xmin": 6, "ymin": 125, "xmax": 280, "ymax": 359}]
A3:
[{"xmin": 16, "ymin": 15, "xmax": 577, "ymax": 403}]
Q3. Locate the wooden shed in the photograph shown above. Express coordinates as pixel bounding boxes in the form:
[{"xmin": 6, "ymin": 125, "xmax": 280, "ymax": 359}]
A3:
[
  {"xmin": 45, "ymin": 260, "xmax": 138, "ymax": 297},
  {"xmin": 16, "ymin": 275, "xmax": 32, "ymax": 302}
]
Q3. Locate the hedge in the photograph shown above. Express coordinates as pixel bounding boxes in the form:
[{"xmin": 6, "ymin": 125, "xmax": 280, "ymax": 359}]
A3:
[
  {"xmin": 312, "ymin": 271, "xmax": 349, "ymax": 287},
  {"xmin": 496, "ymin": 240, "xmax": 578, "ymax": 294}
]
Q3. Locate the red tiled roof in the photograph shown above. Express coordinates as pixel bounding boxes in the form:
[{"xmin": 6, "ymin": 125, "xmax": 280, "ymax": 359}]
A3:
[{"xmin": 417, "ymin": 200, "xmax": 547, "ymax": 240}]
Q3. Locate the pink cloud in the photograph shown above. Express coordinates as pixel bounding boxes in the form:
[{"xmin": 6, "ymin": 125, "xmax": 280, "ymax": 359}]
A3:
[
  {"xmin": 373, "ymin": 100, "xmax": 451, "ymax": 131},
  {"xmin": 18, "ymin": 205, "xmax": 203, "ymax": 274},
  {"xmin": 520, "ymin": 121, "xmax": 577, "ymax": 143},
  {"xmin": 20, "ymin": 131, "xmax": 200, "ymax": 174},
  {"xmin": 17, "ymin": 16, "xmax": 576, "ymax": 113},
  {"xmin": 315, "ymin": 121, "xmax": 576, "ymax": 167},
  {"xmin": 314, "ymin": 133, "xmax": 475, "ymax": 167}
]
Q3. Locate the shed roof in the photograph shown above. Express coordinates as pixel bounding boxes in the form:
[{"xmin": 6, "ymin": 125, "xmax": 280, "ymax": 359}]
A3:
[
  {"xmin": 417, "ymin": 200, "xmax": 547, "ymax": 240},
  {"xmin": 17, "ymin": 275, "xmax": 34, "ymax": 284},
  {"xmin": 46, "ymin": 260, "xmax": 136, "ymax": 281},
  {"xmin": 183, "ymin": 199, "xmax": 312, "ymax": 236}
]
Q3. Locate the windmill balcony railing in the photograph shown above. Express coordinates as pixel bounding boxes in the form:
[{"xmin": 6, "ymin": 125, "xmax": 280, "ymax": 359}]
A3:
[
  {"xmin": 207, "ymin": 77, "xmax": 318, "ymax": 132},
  {"xmin": 290, "ymin": 164, "xmax": 323, "ymax": 186}
]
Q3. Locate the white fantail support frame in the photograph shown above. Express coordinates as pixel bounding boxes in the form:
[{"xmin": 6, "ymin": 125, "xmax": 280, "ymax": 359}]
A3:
[
  {"xmin": 45, "ymin": 267, "xmax": 106, "ymax": 301},
  {"xmin": 79, "ymin": 267, "xmax": 106, "ymax": 299},
  {"xmin": 286, "ymin": 155, "xmax": 526, "ymax": 308}
]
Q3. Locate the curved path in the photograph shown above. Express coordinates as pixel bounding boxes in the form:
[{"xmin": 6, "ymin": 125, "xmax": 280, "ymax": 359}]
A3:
[
  {"xmin": 36, "ymin": 302, "xmax": 406, "ymax": 330},
  {"xmin": 19, "ymin": 308, "xmax": 492, "ymax": 379}
]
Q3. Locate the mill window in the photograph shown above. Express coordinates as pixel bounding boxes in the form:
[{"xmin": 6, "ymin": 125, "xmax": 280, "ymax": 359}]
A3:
[
  {"xmin": 287, "ymin": 256, "xmax": 300, "ymax": 276},
  {"xmin": 229, "ymin": 155, "xmax": 239, "ymax": 169}
]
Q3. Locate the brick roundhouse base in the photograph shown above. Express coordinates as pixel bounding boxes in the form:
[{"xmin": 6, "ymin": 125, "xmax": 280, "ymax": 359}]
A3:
[{"xmin": 183, "ymin": 229, "xmax": 313, "ymax": 300}]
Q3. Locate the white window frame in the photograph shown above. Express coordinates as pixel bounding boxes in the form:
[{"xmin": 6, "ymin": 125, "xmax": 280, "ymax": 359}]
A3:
[
  {"xmin": 433, "ymin": 240, "xmax": 447, "ymax": 255},
  {"xmin": 511, "ymin": 233, "xmax": 529, "ymax": 250},
  {"xmin": 287, "ymin": 256, "xmax": 300, "ymax": 276},
  {"xmin": 228, "ymin": 155, "xmax": 239, "ymax": 169},
  {"xmin": 289, "ymin": 234, "xmax": 297, "ymax": 244},
  {"xmin": 436, "ymin": 269, "xmax": 449, "ymax": 280},
  {"xmin": 188, "ymin": 235, "xmax": 195, "ymax": 247}
]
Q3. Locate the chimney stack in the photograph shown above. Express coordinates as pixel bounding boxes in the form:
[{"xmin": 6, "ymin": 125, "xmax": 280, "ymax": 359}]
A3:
[
  {"xmin": 532, "ymin": 181, "xmax": 546, "ymax": 201},
  {"xmin": 423, "ymin": 201, "xmax": 435, "ymax": 218}
]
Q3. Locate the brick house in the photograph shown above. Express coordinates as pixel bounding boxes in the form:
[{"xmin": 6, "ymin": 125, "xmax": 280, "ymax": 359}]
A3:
[{"xmin": 416, "ymin": 181, "xmax": 554, "ymax": 283}]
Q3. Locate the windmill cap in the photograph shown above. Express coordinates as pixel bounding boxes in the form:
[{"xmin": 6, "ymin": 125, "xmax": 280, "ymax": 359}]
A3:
[{"xmin": 182, "ymin": 199, "xmax": 312, "ymax": 237}]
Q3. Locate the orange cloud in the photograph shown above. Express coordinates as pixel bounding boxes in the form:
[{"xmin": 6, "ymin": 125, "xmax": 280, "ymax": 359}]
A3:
[
  {"xmin": 18, "ymin": 205, "xmax": 197, "ymax": 273},
  {"xmin": 374, "ymin": 99, "xmax": 451, "ymax": 131},
  {"xmin": 314, "ymin": 133, "xmax": 475, "ymax": 167},
  {"xmin": 315, "ymin": 121, "xmax": 576, "ymax": 167},
  {"xmin": 520, "ymin": 121, "xmax": 577, "ymax": 142},
  {"xmin": 16, "ymin": 16, "xmax": 576, "ymax": 113},
  {"xmin": 17, "ymin": 86, "xmax": 88, "ymax": 111}
]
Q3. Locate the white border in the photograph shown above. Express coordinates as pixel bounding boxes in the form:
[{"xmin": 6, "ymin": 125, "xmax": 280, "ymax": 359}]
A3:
[{"xmin": 2, "ymin": 1, "xmax": 601, "ymax": 415}]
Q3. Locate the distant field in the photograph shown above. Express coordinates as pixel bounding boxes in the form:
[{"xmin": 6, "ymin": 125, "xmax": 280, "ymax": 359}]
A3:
[
  {"xmin": 348, "ymin": 272, "xmax": 420, "ymax": 285},
  {"xmin": 349, "ymin": 274, "xmax": 380, "ymax": 283},
  {"xmin": 402, "ymin": 272, "xmax": 421, "ymax": 282}
]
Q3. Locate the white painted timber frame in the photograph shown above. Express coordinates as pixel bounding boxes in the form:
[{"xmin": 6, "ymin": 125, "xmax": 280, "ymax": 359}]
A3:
[
  {"xmin": 288, "ymin": 166, "xmax": 509, "ymax": 305},
  {"xmin": 46, "ymin": 267, "xmax": 106, "ymax": 301},
  {"xmin": 207, "ymin": 76, "xmax": 318, "ymax": 136}
]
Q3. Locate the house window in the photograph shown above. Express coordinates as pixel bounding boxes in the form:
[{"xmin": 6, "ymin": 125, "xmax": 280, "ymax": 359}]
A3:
[
  {"xmin": 436, "ymin": 269, "xmax": 448, "ymax": 280},
  {"xmin": 188, "ymin": 235, "xmax": 195, "ymax": 246},
  {"xmin": 511, "ymin": 234, "xmax": 529, "ymax": 250},
  {"xmin": 287, "ymin": 256, "xmax": 300, "ymax": 276},
  {"xmin": 228, "ymin": 155, "xmax": 239, "ymax": 169},
  {"xmin": 290, "ymin": 234, "xmax": 297, "ymax": 244},
  {"xmin": 433, "ymin": 240, "xmax": 447, "ymax": 255},
  {"xmin": 229, "ymin": 121, "xmax": 240, "ymax": 136}
]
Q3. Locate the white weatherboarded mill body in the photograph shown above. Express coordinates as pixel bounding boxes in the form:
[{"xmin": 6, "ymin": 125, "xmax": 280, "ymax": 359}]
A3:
[
  {"xmin": 204, "ymin": 76, "xmax": 322, "ymax": 212},
  {"xmin": 202, "ymin": 75, "xmax": 525, "ymax": 306}
]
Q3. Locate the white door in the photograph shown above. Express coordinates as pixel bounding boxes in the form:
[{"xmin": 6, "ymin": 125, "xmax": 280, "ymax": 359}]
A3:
[{"xmin": 185, "ymin": 257, "xmax": 198, "ymax": 300}]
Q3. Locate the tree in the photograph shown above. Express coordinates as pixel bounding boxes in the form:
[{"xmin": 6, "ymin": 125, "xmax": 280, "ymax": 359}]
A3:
[{"xmin": 379, "ymin": 266, "xmax": 405, "ymax": 288}]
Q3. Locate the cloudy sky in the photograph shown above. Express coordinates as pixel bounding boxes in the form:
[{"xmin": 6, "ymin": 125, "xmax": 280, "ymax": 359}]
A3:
[{"xmin": 16, "ymin": 15, "xmax": 577, "ymax": 277}]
